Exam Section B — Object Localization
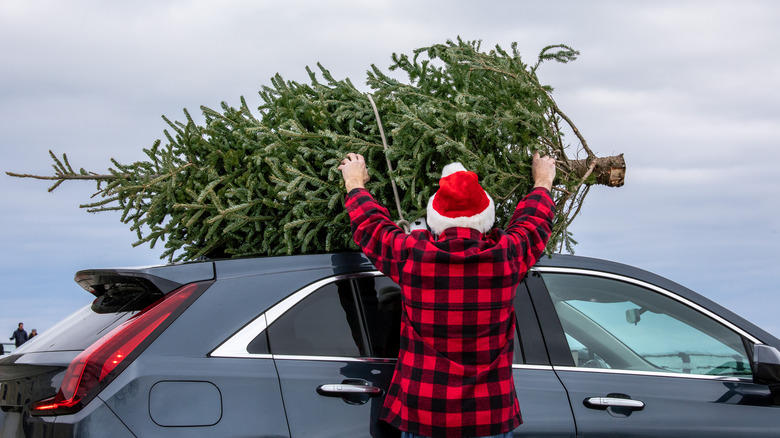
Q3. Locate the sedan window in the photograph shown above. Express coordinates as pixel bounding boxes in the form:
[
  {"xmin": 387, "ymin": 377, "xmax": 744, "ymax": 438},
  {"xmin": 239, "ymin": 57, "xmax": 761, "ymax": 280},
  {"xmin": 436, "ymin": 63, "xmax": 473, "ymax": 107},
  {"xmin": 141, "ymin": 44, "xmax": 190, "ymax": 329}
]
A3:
[
  {"xmin": 541, "ymin": 273, "xmax": 751, "ymax": 377},
  {"xmin": 267, "ymin": 280, "xmax": 366, "ymax": 357},
  {"xmin": 265, "ymin": 274, "xmax": 402, "ymax": 359}
]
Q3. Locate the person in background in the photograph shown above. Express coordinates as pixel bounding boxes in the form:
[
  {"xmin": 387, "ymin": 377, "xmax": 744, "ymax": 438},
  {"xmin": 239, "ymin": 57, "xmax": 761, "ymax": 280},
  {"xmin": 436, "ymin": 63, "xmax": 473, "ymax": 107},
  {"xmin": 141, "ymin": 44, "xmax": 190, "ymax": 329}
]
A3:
[
  {"xmin": 29, "ymin": 329, "xmax": 38, "ymax": 340},
  {"xmin": 10, "ymin": 322, "xmax": 28, "ymax": 348}
]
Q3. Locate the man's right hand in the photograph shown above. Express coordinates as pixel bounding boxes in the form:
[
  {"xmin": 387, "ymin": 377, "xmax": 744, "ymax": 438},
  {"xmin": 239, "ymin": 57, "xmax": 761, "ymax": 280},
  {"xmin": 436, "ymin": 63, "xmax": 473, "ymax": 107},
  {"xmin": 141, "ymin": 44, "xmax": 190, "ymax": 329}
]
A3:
[{"xmin": 532, "ymin": 152, "xmax": 556, "ymax": 192}]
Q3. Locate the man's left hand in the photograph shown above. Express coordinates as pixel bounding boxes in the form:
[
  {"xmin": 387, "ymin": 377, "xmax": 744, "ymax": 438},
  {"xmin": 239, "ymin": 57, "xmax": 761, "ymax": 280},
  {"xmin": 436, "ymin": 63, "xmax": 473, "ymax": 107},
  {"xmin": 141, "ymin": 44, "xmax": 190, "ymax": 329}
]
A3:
[{"xmin": 339, "ymin": 153, "xmax": 370, "ymax": 192}]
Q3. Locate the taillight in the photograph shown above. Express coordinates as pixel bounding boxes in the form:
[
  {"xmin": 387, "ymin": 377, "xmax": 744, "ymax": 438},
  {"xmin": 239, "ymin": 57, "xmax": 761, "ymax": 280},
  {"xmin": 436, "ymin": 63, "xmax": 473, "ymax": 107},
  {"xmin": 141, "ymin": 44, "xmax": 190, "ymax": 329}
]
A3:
[{"xmin": 31, "ymin": 281, "xmax": 210, "ymax": 416}]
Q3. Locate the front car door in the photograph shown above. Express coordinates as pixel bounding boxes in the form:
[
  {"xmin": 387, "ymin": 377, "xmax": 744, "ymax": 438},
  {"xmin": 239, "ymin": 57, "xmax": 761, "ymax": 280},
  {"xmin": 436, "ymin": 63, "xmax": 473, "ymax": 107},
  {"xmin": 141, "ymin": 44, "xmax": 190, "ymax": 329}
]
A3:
[{"xmin": 527, "ymin": 267, "xmax": 780, "ymax": 437}]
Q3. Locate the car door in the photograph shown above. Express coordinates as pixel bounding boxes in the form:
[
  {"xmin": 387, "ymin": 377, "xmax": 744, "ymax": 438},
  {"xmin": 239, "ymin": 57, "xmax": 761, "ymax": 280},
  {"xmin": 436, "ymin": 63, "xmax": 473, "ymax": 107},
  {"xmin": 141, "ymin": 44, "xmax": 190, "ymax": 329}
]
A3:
[
  {"xmin": 267, "ymin": 272, "xmax": 400, "ymax": 438},
  {"xmin": 527, "ymin": 268, "xmax": 780, "ymax": 437}
]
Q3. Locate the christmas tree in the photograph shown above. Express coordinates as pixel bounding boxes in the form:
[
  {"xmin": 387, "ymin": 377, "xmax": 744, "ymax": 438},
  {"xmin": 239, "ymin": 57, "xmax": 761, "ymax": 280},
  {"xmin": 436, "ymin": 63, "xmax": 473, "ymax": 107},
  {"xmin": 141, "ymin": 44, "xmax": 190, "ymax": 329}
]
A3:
[{"xmin": 8, "ymin": 38, "xmax": 625, "ymax": 261}]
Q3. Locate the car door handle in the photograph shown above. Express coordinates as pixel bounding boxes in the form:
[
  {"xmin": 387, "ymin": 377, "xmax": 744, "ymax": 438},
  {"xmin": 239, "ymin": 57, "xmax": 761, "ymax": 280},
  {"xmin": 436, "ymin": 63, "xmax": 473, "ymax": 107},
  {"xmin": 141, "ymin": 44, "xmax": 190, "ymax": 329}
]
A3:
[
  {"xmin": 317, "ymin": 383, "xmax": 383, "ymax": 396},
  {"xmin": 584, "ymin": 397, "xmax": 645, "ymax": 410}
]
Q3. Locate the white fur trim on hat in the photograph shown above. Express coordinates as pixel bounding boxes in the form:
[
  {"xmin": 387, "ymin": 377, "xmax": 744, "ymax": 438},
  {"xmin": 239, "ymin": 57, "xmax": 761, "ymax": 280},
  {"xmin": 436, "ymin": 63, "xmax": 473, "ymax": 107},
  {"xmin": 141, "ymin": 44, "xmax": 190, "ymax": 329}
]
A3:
[
  {"xmin": 440, "ymin": 162, "xmax": 467, "ymax": 178},
  {"xmin": 427, "ymin": 193, "xmax": 495, "ymax": 235}
]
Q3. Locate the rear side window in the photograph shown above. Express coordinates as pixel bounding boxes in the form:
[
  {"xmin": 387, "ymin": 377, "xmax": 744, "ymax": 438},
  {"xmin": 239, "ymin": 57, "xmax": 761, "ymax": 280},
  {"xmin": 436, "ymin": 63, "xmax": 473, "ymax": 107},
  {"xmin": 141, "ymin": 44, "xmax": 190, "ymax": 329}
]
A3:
[
  {"xmin": 15, "ymin": 305, "xmax": 134, "ymax": 354},
  {"xmin": 266, "ymin": 275, "xmax": 401, "ymax": 359},
  {"xmin": 268, "ymin": 281, "xmax": 364, "ymax": 357}
]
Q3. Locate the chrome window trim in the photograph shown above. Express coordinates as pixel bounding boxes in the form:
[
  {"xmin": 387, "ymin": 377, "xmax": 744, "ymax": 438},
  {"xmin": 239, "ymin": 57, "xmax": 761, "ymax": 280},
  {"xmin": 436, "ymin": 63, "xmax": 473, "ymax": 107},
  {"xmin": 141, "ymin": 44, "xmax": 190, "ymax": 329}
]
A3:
[
  {"xmin": 273, "ymin": 355, "xmax": 397, "ymax": 363},
  {"xmin": 211, "ymin": 271, "xmax": 384, "ymax": 359},
  {"xmin": 210, "ymin": 313, "xmax": 268, "ymax": 358},
  {"xmin": 512, "ymin": 364, "xmax": 554, "ymax": 371},
  {"xmin": 553, "ymin": 365, "xmax": 752, "ymax": 382},
  {"xmin": 532, "ymin": 267, "xmax": 762, "ymax": 345}
]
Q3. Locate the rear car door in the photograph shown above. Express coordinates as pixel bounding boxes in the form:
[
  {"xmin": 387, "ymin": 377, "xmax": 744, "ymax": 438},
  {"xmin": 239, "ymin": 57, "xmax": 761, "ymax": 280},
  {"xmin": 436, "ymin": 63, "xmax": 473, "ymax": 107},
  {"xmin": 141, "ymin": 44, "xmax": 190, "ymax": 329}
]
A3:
[
  {"xmin": 528, "ymin": 268, "xmax": 780, "ymax": 437},
  {"xmin": 258, "ymin": 272, "xmax": 399, "ymax": 438}
]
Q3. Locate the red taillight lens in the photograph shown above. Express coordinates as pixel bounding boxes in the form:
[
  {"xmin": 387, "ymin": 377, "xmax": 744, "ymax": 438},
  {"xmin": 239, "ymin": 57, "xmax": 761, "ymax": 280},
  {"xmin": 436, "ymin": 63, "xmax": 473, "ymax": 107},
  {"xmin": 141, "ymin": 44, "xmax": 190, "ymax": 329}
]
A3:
[{"xmin": 31, "ymin": 281, "xmax": 209, "ymax": 416}]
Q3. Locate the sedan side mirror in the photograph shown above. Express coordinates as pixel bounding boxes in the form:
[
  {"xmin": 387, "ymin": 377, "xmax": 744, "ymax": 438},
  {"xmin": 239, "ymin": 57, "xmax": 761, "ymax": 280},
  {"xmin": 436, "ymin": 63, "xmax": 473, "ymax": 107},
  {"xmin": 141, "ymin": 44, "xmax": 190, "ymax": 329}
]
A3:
[{"xmin": 753, "ymin": 344, "xmax": 780, "ymax": 405}]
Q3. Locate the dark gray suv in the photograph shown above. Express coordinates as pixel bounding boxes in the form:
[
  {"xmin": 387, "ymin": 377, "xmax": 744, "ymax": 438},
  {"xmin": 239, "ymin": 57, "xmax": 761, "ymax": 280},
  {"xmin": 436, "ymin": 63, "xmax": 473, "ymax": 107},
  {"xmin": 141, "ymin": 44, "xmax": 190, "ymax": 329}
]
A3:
[{"xmin": 1, "ymin": 253, "xmax": 779, "ymax": 437}]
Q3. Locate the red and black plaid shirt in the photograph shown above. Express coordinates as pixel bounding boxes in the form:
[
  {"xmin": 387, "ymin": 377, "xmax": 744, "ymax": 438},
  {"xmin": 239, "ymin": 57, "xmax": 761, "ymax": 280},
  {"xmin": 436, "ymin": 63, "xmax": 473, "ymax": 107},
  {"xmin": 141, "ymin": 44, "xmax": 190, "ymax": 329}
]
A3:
[{"xmin": 345, "ymin": 187, "xmax": 555, "ymax": 437}]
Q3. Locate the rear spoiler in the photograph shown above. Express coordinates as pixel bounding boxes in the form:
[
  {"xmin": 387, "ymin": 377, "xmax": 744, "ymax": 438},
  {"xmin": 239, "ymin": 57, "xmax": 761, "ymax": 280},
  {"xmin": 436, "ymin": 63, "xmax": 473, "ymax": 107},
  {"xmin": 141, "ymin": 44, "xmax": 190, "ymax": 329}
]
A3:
[{"xmin": 75, "ymin": 262, "xmax": 215, "ymax": 313}]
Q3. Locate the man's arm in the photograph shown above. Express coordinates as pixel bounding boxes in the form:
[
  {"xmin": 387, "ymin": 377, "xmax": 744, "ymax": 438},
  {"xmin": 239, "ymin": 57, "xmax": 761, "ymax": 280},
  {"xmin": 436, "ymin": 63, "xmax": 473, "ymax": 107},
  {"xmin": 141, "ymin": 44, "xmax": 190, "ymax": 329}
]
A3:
[
  {"xmin": 502, "ymin": 152, "xmax": 557, "ymax": 271},
  {"xmin": 340, "ymin": 152, "xmax": 409, "ymax": 282}
]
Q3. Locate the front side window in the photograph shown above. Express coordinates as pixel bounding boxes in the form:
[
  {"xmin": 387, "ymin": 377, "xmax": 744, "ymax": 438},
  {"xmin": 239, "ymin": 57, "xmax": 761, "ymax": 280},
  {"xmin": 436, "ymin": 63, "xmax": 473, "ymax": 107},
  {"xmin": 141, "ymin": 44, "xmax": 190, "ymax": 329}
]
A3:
[{"xmin": 541, "ymin": 272, "xmax": 751, "ymax": 377}]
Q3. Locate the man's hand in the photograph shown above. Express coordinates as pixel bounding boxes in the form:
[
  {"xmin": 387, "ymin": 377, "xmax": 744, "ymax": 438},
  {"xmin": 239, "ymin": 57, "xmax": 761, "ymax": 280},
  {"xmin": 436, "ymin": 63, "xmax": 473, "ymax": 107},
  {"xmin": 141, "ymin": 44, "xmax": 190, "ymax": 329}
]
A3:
[
  {"xmin": 339, "ymin": 153, "xmax": 370, "ymax": 192},
  {"xmin": 532, "ymin": 151, "xmax": 556, "ymax": 192}
]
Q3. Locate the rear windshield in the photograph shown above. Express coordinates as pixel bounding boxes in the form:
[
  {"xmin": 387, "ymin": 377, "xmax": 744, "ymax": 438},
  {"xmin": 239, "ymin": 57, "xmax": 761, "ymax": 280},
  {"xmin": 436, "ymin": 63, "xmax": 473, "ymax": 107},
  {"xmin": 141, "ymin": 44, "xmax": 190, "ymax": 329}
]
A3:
[{"xmin": 14, "ymin": 305, "xmax": 136, "ymax": 354}]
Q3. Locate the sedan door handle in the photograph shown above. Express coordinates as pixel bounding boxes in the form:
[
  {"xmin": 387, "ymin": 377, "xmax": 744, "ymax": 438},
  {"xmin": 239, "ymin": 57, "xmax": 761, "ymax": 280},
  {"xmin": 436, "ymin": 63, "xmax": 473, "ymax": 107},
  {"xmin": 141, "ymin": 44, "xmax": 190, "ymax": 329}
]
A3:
[
  {"xmin": 584, "ymin": 397, "xmax": 645, "ymax": 410},
  {"xmin": 317, "ymin": 383, "xmax": 382, "ymax": 396}
]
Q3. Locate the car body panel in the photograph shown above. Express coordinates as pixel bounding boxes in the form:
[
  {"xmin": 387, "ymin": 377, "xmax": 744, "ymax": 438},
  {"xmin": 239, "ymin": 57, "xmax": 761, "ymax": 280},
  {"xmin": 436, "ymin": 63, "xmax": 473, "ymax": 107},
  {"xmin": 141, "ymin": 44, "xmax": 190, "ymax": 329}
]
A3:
[
  {"xmin": 98, "ymin": 356, "xmax": 289, "ymax": 437},
  {"xmin": 555, "ymin": 368, "xmax": 780, "ymax": 437},
  {"xmin": 275, "ymin": 357, "xmax": 398, "ymax": 437},
  {"xmin": 511, "ymin": 366, "xmax": 576, "ymax": 436}
]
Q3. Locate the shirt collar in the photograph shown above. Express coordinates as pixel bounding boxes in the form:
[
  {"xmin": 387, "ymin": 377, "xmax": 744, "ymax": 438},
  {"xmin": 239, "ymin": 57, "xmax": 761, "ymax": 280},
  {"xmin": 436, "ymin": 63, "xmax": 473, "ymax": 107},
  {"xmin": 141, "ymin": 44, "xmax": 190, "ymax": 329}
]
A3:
[{"xmin": 436, "ymin": 227, "xmax": 484, "ymax": 241}]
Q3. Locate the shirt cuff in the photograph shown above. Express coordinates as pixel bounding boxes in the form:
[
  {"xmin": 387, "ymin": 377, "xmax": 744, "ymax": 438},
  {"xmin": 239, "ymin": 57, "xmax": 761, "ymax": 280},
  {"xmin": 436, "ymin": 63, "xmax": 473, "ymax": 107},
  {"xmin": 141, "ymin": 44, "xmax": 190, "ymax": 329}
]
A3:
[
  {"xmin": 530, "ymin": 186, "xmax": 552, "ymax": 198},
  {"xmin": 347, "ymin": 187, "xmax": 368, "ymax": 198}
]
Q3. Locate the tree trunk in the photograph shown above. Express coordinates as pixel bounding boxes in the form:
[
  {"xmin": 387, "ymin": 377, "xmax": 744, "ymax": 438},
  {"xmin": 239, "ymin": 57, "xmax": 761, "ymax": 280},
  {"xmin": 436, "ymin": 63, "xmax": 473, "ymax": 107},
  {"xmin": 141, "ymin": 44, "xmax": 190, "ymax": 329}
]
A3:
[{"xmin": 570, "ymin": 154, "xmax": 626, "ymax": 187}]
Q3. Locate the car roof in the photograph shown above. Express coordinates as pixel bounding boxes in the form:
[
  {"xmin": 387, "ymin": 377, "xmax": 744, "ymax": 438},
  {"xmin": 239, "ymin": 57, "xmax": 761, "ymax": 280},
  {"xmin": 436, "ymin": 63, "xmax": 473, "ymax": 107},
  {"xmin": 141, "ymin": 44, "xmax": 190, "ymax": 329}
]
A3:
[{"xmin": 76, "ymin": 251, "xmax": 780, "ymax": 347}]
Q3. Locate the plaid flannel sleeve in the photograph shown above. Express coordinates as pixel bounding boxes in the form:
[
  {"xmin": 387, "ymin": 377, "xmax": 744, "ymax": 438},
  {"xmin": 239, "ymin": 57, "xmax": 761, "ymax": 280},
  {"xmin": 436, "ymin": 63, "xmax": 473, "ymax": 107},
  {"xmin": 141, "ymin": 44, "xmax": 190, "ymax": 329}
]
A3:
[
  {"xmin": 504, "ymin": 187, "xmax": 556, "ymax": 269},
  {"xmin": 345, "ymin": 188, "xmax": 409, "ymax": 281}
]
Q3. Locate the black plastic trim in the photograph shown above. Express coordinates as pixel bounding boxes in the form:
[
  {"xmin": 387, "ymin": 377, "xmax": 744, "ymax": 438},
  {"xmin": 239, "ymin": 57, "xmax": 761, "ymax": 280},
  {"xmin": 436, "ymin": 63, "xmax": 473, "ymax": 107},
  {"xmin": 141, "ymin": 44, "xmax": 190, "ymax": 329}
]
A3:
[
  {"xmin": 525, "ymin": 271, "xmax": 576, "ymax": 366},
  {"xmin": 514, "ymin": 280, "xmax": 549, "ymax": 365}
]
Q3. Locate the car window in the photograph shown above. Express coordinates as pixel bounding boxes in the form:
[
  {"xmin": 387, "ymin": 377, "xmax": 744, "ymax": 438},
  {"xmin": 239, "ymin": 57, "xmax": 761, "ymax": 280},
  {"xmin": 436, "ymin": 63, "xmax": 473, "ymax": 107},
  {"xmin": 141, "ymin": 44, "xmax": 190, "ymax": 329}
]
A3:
[
  {"xmin": 541, "ymin": 273, "xmax": 751, "ymax": 377},
  {"xmin": 267, "ymin": 280, "xmax": 366, "ymax": 357},
  {"xmin": 12, "ymin": 305, "xmax": 134, "ymax": 354}
]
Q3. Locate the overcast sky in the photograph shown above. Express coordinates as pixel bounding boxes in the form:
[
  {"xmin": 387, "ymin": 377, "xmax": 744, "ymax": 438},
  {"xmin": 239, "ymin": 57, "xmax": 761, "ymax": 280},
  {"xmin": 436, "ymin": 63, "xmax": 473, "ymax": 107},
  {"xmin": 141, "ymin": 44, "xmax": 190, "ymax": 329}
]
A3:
[{"xmin": 1, "ymin": 0, "xmax": 779, "ymax": 341}]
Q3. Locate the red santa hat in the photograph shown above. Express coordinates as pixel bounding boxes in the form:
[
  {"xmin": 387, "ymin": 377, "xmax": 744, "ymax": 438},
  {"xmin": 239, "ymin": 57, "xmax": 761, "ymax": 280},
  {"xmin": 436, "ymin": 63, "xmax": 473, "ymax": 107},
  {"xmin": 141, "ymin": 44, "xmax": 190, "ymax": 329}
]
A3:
[{"xmin": 426, "ymin": 162, "xmax": 495, "ymax": 235}]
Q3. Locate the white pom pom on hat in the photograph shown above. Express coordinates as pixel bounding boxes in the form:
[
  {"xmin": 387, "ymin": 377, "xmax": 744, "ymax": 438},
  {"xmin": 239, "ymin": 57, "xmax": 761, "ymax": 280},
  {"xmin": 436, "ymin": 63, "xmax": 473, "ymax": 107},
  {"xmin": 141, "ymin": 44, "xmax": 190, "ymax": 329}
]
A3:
[{"xmin": 426, "ymin": 162, "xmax": 495, "ymax": 235}]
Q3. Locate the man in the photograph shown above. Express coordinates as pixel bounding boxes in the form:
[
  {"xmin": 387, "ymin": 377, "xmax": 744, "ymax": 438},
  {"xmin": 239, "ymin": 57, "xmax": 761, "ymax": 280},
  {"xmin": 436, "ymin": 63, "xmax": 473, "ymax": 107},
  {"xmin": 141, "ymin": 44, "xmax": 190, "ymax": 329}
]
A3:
[
  {"xmin": 339, "ymin": 152, "xmax": 556, "ymax": 438},
  {"xmin": 10, "ymin": 322, "xmax": 28, "ymax": 348}
]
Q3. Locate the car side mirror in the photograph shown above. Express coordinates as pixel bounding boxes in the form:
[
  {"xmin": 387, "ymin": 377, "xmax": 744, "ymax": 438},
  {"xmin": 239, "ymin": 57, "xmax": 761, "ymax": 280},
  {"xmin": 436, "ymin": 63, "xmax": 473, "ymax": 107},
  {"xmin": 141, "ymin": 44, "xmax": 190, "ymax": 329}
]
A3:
[{"xmin": 753, "ymin": 344, "xmax": 780, "ymax": 405}]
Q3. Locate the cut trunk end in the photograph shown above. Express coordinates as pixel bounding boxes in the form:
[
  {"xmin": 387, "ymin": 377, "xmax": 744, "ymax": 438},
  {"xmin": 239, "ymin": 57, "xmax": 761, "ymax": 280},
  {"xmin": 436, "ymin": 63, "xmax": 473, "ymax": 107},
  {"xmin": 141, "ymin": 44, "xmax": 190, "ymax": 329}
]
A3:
[{"xmin": 570, "ymin": 154, "xmax": 626, "ymax": 187}]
